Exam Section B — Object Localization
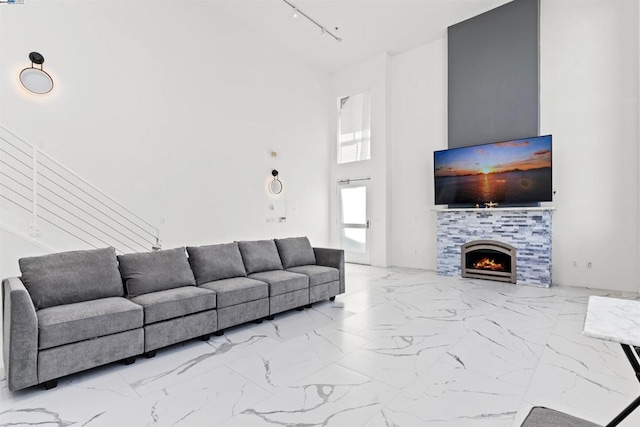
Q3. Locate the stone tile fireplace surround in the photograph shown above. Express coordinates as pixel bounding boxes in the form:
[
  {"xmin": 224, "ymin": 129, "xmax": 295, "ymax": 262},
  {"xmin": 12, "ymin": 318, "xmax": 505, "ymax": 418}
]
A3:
[{"xmin": 436, "ymin": 208, "xmax": 553, "ymax": 287}]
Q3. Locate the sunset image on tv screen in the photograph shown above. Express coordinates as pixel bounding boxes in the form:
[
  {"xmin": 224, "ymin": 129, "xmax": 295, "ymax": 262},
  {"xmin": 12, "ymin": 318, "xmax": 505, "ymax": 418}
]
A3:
[{"xmin": 434, "ymin": 135, "xmax": 552, "ymax": 205}]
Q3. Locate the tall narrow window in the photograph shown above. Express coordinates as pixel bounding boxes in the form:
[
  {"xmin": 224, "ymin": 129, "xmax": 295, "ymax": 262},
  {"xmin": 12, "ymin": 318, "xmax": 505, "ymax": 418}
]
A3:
[{"xmin": 338, "ymin": 91, "xmax": 371, "ymax": 164}]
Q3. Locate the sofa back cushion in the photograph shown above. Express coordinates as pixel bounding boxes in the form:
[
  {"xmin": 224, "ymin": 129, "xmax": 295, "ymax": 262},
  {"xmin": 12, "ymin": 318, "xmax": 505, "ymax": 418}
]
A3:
[
  {"xmin": 274, "ymin": 237, "xmax": 316, "ymax": 269},
  {"xmin": 187, "ymin": 243, "xmax": 247, "ymax": 285},
  {"xmin": 118, "ymin": 247, "xmax": 196, "ymax": 297},
  {"xmin": 19, "ymin": 247, "xmax": 123, "ymax": 310},
  {"xmin": 237, "ymin": 240, "xmax": 283, "ymax": 274}
]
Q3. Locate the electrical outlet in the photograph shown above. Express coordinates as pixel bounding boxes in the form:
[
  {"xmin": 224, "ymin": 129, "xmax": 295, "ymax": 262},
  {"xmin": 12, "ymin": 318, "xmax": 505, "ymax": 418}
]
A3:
[
  {"xmin": 28, "ymin": 222, "xmax": 41, "ymax": 237},
  {"xmin": 587, "ymin": 261, "xmax": 593, "ymax": 269},
  {"xmin": 572, "ymin": 260, "xmax": 578, "ymax": 268}
]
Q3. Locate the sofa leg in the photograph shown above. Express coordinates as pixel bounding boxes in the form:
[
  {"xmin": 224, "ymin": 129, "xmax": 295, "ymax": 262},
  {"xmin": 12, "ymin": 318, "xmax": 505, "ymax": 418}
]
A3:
[
  {"xmin": 43, "ymin": 379, "xmax": 58, "ymax": 390},
  {"xmin": 123, "ymin": 356, "xmax": 136, "ymax": 365},
  {"xmin": 254, "ymin": 319, "xmax": 263, "ymax": 324},
  {"xmin": 296, "ymin": 307, "xmax": 304, "ymax": 311},
  {"xmin": 145, "ymin": 350, "xmax": 157, "ymax": 359},
  {"xmin": 214, "ymin": 330, "xmax": 224, "ymax": 336},
  {"xmin": 267, "ymin": 315, "xmax": 275, "ymax": 320},
  {"xmin": 200, "ymin": 334, "xmax": 211, "ymax": 341},
  {"xmin": 330, "ymin": 296, "xmax": 336, "ymax": 301},
  {"xmin": 305, "ymin": 304, "xmax": 312, "ymax": 309}
]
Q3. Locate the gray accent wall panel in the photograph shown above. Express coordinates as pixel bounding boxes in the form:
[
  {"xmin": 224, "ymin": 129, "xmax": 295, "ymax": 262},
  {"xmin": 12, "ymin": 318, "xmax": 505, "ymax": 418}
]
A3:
[{"xmin": 448, "ymin": 0, "xmax": 540, "ymax": 148}]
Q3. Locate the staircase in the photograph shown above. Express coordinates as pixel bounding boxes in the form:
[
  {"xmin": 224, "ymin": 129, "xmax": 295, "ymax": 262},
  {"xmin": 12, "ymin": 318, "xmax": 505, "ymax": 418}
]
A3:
[{"xmin": 0, "ymin": 126, "xmax": 161, "ymax": 255}]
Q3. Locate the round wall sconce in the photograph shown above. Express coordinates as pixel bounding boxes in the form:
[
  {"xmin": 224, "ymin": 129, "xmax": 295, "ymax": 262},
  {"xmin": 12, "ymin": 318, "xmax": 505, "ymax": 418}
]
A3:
[
  {"xmin": 20, "ymin": 52, "xmax": 54, "ymax": 94},
  {"xmin": 270, "ymin": 169, "xmax": 283, "ymax": 194}
]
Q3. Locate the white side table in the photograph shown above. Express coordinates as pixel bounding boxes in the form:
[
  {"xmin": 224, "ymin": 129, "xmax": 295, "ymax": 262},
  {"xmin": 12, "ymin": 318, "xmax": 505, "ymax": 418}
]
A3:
[{"xmin": 583, "ymin": 296, "xmax": 640, "ymax": 427}]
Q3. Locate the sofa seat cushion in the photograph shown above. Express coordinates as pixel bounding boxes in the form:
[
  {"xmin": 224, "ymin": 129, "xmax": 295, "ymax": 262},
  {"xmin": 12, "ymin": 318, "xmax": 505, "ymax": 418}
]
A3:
[
  {"xmin": 38, "ymin": 297, "xmax": 143, "ymax": 350},
  {"xmin": 20, "ymin": 247, "xmax": 124, "ymax": 310},
  {"xmin": 200, "ymin": 277, "xmax": 268, "ymax": 308},
  {"xmin": 130, "ymin": 286, "xmax": 217, "ymax": 325},
  {"xmin": 248, "ymin": 270, "xmax": 309, "ymax": 296},
  {"xmin": 237, "ymin": 240, "xmax": 283, "ymax": 274},
  {"xmin": 118, "ymin": 247, "xmax": 196, "ymax": 297},
  {"xmin": 275, "ymin": 237, "xmax": 316, "ymax": 269},
  {"xmin": 187, "ymin": 243, "xmax": 247, "ymax": 284},
  {"xmin": 286, "ymin": 265, "xmax": 339, "ymax": 287}
]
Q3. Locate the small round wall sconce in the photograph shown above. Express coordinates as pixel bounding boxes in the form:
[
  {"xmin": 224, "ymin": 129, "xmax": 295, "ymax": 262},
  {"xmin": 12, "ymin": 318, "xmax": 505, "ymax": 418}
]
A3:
[
  {"xmin": 270, "ymin": 170, "xmax": 283, "ymax": 194},
  {"xmin": 20, "ymin": 52, "xmax": 54, "ymax": 94}
]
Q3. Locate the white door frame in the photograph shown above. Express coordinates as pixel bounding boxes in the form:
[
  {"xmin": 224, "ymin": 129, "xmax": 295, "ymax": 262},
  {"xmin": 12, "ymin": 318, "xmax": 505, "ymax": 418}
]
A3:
[{"xmin": 336, "ymin": 178, "xmax": 371, "ymax": 265}]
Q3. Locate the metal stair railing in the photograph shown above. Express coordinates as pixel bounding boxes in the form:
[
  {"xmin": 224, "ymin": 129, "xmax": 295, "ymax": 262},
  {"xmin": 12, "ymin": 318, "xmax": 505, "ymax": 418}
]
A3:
[{"xmin": 0, "ymin": 125, "xmax": 160, "ymax": 253}]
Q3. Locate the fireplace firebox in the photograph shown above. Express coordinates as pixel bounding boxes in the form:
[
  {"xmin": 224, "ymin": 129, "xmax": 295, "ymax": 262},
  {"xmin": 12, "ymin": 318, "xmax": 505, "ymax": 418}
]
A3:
[{"xmin": 461, "ymin": 240, "xmax": 516, "ymax": 283}]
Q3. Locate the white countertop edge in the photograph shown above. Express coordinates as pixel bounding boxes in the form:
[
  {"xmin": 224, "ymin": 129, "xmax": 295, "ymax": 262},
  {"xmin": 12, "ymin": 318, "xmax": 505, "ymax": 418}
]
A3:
[{"xmin": 582, "ymin": 330, "xmax": 640, "ymax": 347}]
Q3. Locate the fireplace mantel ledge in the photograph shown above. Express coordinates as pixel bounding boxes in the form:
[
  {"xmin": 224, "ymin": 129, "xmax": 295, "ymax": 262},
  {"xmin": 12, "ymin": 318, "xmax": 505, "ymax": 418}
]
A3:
[{"xmin": 433, "ymin": 206, "xmax": 556, "ymax": 212}]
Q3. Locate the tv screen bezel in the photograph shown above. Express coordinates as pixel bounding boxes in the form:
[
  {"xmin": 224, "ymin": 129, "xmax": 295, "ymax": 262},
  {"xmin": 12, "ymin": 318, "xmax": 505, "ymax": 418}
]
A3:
[{"xmin": 433, "ymin": 134, "xmax": 553, "ymax": 207}]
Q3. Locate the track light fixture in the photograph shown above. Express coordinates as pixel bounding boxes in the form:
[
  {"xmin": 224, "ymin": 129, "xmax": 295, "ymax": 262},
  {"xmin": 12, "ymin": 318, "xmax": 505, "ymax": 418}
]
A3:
[{"xmin": 282, "ymin": 0, "xmax": 342, "ymax": 43}]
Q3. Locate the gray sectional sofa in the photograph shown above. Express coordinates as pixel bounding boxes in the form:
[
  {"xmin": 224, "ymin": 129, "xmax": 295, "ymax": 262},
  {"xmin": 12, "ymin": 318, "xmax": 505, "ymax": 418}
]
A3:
[{"xmin": 2, "ymin": 237, "xmax": 344, "ymax": 392}]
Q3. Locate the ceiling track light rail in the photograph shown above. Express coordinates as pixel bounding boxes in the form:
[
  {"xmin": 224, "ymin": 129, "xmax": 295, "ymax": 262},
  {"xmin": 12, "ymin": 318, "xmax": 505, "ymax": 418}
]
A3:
[{"xmin": 282, "ymin": 0, "xmax": 342, "ymax": 42}]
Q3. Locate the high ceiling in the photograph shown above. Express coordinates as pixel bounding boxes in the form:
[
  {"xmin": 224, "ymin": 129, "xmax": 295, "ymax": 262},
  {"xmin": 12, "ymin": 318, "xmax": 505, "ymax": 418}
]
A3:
[{"xmin": 210, "ymin": 0, "xmax": 512, "ymax": 73}]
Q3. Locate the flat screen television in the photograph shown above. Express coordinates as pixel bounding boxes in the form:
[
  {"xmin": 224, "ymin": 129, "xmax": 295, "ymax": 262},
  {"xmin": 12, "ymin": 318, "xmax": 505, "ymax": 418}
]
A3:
[{"xmin": 434, "ymin": 135, "xmax": 552, "ymax": 206}]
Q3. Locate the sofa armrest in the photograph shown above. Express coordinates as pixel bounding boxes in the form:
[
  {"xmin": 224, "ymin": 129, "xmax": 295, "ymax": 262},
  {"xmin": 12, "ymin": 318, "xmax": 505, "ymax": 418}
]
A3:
[
  {"xmin": 313, "ymin": 248, "xmax": 345, "ymax": 294},
  {"xmin": 2, "ymin": 277, "xmax": 39, "ymax": 391}
]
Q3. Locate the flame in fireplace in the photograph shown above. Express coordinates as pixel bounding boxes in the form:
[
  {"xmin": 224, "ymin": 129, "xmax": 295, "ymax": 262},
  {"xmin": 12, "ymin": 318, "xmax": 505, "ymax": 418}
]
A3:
[{"xmin": 473, "ymin": 258, "xmax": 505, "ymax": 271}]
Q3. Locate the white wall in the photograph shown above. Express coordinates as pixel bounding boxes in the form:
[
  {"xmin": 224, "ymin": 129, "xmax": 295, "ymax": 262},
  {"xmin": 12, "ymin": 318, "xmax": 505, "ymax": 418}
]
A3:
[
  {"xmin": 540, "ymin": 0, "xmax": 639, "ymax": 291},
  {"xmin": 329, "ymin": 54, "xmax": 390, "ymax": 267},
  {"xmin": 386, "ymin": 0, "xmax": 639, "ymax": 291},
  {"xmin": 2, "ymin": 1, "xmax": 636, "ymax": 292},
  {"xmin": 0, "ymin": 1, "xmax": 331, "ymax": 271},
  {"xmin": 389, "ymin": 39, "xmax": 447, "ymax": 270},
  {"xmin": 0, "ymin": 227, "xmax": 51, "ymax": 278}
]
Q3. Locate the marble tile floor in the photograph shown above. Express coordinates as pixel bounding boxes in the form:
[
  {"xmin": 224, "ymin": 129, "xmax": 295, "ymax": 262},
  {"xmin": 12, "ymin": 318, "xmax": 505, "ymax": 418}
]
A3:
[{"xmin": 1, "ymin": 265, "xmax": 639, "ymax": 426}]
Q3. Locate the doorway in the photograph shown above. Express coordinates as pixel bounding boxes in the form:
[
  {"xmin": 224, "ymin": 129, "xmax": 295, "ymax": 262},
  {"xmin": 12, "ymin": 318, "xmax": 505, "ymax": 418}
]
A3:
[{"xmin": 337, "ymin": 179, "xmax": 371, "ymax": 265}]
